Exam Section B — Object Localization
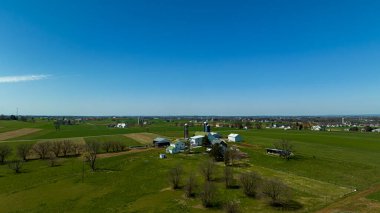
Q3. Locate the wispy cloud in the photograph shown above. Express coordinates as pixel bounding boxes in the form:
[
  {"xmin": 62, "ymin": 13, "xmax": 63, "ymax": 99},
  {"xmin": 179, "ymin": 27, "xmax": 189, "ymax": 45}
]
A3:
[{"xmin": 0, "ymin": 75, "xmax": 49, "ymax": 83}]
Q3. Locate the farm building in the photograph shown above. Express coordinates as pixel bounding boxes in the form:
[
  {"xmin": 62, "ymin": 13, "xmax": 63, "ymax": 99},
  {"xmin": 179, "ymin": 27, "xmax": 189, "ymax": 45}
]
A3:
[
  {"xmin": 116, "ymin": 123, "xmax": 127, "ymax": 128},
  {"xmin": 194, "ymin": 131, "xmax": 217, "ymax": 141},
  {"xmin": 210, "ymin": 132, "xmax": 221, "ymax": 138},
  {"xmin": 153, "ymin": 138, "xmax": 171, "ymax": 147},
  {"xmin": 190, "ymin": 135, "xmax": 204, "ymax": 146},
  {"xmin": 228, "ymin": 133, "xmax": 242, "ymax": 142},
  {"xmin": 166, "ymin": 139, "xmax": 186, "ymax": 154},
  {"xmin": 311, "ymin": 125, "xmax": 321, "ymax": 131},
  {"xmin": 159, "ymin": 154, "xmax": 166, "ymax": 159},
  {"xmin": 372, "ymin": 128, "xmax": 380, "ymax": 133}
]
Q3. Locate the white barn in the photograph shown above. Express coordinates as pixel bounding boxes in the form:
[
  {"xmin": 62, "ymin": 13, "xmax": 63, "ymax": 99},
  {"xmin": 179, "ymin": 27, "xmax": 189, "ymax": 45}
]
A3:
[
  {"xmin": 190, "ymin": 135, "xmax": 204, "ymax": 146},
  {"xmin": 166, "ymin": 140, "xmax": 186, "ymax": 154},
  {"xmin": 116, "ymin": 123, "xmax": 127, "ymax": 128},
  {"xmin": 228, "ymin": 134, "xmax": 242, "ymax": 142}
]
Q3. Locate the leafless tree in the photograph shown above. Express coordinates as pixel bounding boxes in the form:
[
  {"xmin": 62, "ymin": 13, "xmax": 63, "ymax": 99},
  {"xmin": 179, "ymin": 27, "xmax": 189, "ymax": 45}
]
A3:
[
  {"xmin": 168, "ymin": 165, "xmax": 182, "ymax": 189},
  {"xmin": 8, "ymin": 160, "xmax": 23, "ymax": 173},
  {"xmin": 61, "ymin": 140, "xmax": 73, "ymax": 157},
  {"xmin": 33, "ymin": 141, "xmax": 50, "ymax": 159},
  {"xmin": 224, "ymin": 148, "xmax": 240, "ymax": 166},
  {"xmin": 239, "ymin": 172, "xmax": 262, "ymax": 197},
  {"xmin": 0, "ymin": 144, "xmax": 12, "ymax": 164},
  {"xmin": 16, "ymin": 143, "xmax": 32, "ymax": 161},
  {"xmin": 201, "ymin": 181, "xmax": 217, "ymax": 208},
  {"xmin": 224, "ymin": 200, "xmax": 240, "ymax": 213},
  {"xmin": 200, "ymin": 160, "xmax": 215, "ymax": 181},
  {"xmin": 224, "ymin": 166, "xmax": 234, "ymax": 188},
  {"xmin": 48, "ymin": 152, "xmax": 59, "ymax": 167},
  {"xmin": 84, "ymin": 141, "xmax": 100, "ymax": 171},
  {"xmin": 72, "ymin": 143, "xmax": 83, "ymax": 156},
  {"xmin": 274, "ymin": 139, "xmax": 294, "ymax": 160},
  {"xmin": 50, "ymin": 141, "xmax": 62, "ymax": 157},
  {"xmin": 184, "ymin": 173, "xmax": 197, "ymax": 197},
  {"xmin": 262, "ymin": 178, "xmax": 291, "ymax": 206},
  {"xmin": 102, "ymin": 141, "xmax": 113, "ymax": 152}
]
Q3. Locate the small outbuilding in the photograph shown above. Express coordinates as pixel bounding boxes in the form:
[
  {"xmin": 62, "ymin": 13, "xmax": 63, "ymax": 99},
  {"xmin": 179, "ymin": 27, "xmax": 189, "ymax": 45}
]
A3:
[
  {"xmin": 159, "ymin": 154, "xmax": 166, "ymax": 159},
  {"xmin": 228, "ymin": 133, "xmax": 242, "ymax": 142},
  {"xmin": 153, "ymin": 137, "xmax": 171, "ymax": 147},
  {"xmin": 372, "ymin": 128, "xmax": 380, "ymax": 133}
]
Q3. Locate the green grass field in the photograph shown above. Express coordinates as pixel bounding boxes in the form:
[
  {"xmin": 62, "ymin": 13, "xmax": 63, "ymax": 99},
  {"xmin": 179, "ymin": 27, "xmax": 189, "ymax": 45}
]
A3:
[{"xmin": 0, "ymin": 120, "xmax": 380, "ymax": 212}]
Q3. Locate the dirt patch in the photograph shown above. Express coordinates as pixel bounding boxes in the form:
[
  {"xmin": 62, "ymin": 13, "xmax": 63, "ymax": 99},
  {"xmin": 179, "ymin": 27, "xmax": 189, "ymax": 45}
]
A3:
[
  {"xmin": 124, "ymin": 133, "xmax": 162, "ymax": 145},
  {"xmin": 317, "ymin": 184, "xmax": 380, "ymax": 213},
  {"xmin": 0, "ymin": 128, "xmax": 41, "ymax": 141},
  {"xmin": 97, "ymin": 148, "xmax": 153, "ymax": 159}
]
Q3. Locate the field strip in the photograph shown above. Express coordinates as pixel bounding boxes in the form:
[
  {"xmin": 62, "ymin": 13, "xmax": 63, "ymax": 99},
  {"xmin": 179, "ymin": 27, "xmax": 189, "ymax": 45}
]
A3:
[
  {"xmin": 124, "ymin": 133, "xmax": 162, "ymax": 145},
  {"xmin": 0, "ymin": 128, "xmax": 41, "ymax": 141},
  {"xmin": 0, "ymin": 133, "xmax": 140, "ymax": 143},
  {"xmin": 239, "ymin": 164, "xmax": 354, "ymax": 199},
  {"xmin": 97, "ymin": 148, "xmax": 153, "ymax": 159},
  {"xmin": 317, "ymin": 184, "xmax": 380, "ymax": 213}
]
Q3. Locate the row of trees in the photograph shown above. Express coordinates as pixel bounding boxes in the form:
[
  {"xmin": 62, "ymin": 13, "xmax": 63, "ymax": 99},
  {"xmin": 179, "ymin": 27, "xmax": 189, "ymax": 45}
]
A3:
[
  {"xmin": 168, "ymin": 160, "xmax": 292, "ymax": 212},
  {"xmin": 0, "ymin": 140, "xmax": 129, "ymax": 173}
]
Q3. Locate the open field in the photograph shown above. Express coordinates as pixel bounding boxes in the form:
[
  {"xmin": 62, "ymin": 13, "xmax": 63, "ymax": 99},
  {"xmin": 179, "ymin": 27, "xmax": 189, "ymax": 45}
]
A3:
[
  {"xmin": 124, "ymin": 132, "xmax": 163, "ymax": 145},
  {"xmin": 0, "ymin": 128, "xmax": 41, "ymax": 141},
  {"xmin": 0, "ymin": 120, "xmax": 379, "ymax": 212}
]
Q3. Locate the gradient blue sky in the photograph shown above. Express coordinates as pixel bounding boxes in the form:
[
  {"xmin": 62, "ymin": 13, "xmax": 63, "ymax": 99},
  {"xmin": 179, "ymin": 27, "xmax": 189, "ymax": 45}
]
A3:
[{"xmin": 1, "ymin": 0, "xmax": 380, "ymax": 116}]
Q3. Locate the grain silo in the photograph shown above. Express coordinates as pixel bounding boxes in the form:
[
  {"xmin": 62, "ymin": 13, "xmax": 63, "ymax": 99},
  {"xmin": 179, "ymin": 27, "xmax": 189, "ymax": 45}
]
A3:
[{"xmin": 184, "ymin": 123, "xmax": 189, "ymax": 139}]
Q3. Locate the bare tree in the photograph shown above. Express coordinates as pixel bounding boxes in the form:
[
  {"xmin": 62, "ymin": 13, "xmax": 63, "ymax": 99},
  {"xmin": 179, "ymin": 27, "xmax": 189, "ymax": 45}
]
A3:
[
  {"xmin": 200, "ymin": 160, "xmax": 215, "ymax": 181},
  {"xmin": 184, "ymin": 173, "xmax": 197, "ymax": 197},
  {"xmin": 72, "ymin": 143, "xmax": 84, "ymax": 156},
  {"xmin": 224, "ymin": 166, "xmax": 234, "ymax": 188},
  {"xmin": 33, "ymin": 141, "xmax": 50, "ymax": 159},
  {"xmin": 48, "ymin": 152, "xmax": 59, "ymax": 167},
  {"xmin": 61, "ymin": 140, "xmax": 73, "ymax": 157},
  {"xmin": 102, "ymin": 141, "xmax": 113, "ymax": 153},
  {"xmin": 224, "ymin": 200, "xmax": 240, "ymax": 213},
  {"xmin": 274, "ymin": 139, "xmax": 294, "ymax": 160},
  {"xmin": 50, "ymin": 141, "xmax": 62, "ymax": 157},
  {"xmin": 8, "ymin": 160, "xmax": 23, "ymax": 173},
  {"xmin": 262, "ymin": 178, "xmax": 291, "ymax": 206},
  {"xmin": 224, "ymin": 148, "xmax": 240, "ymax": 166},
  {"xmin": 84, "ymin": 141, "xmax": 100, "ymax": 171},
  {"xmin": 0, "ymin": 144, "xmax": 12, "ymax": 164},
  {"xmin": 201, "ymin": 181, "xmax": 217, "ymax": 208},
  {"xmin": 239, "ymin": 172, "xmax": 262, "ymax": 197},
  {"xmin": 168, "ymin": 165, "xmax": 182, "ymax": 189},
  {"xmin": 17, "ymin": 144, "xmax": 32, "ymax": 161}
]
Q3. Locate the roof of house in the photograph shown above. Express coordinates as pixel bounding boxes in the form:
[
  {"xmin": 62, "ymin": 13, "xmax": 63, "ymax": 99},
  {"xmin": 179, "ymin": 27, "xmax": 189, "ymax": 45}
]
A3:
[
  {"xmin": 191, "ymin": 135, "xmax": 204, "ymax": 139},
  {"xmin": 228, "ymin": 134, "xmax": 240, "ymax": 137}
]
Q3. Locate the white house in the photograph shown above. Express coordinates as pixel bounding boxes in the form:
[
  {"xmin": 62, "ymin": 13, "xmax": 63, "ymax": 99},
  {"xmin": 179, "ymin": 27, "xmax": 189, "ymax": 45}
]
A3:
[
  {"xmin": 166, "ymin": 140, "xmax": 186, "ymax": 154},
  {"xmin": 311, "ymin": 125, "xmax": 321, "ymax": 131},
  {"xmin": 190, "ymin": 135, "xmax": 204, "ymax": 146},
  {"xmin": 116, "ymin": 123, "xmax": 127, "ymax": 128},
  {"xmin": 228, "ymin": 134, "xmax": 242, "ymax": 142},
  {"xmin": 372, "ymin": 128, "xmax": 380, "ymax": 133}
]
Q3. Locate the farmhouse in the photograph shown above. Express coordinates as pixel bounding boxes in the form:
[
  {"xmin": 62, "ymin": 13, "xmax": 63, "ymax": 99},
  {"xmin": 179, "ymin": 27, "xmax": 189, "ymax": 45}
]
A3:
[
  {"xmin": 228, "ymin": 133, "xmax": 242, "ymax": 142},
  {"xmin": 153, "ymin": 137, "xmax": 171, "ymax": 147},
  {"xmin": 372, "ymin": 128, "xmax": 380, "ymax": 133},
  {"xmin": 166, "ymin": 139, "xmax": 186, "ymax": 154}
]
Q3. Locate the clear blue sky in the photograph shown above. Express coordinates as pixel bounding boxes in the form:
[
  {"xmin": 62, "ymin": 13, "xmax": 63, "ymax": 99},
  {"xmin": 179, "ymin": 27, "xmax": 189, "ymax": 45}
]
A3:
[{"xmin": 1, "ymin": 0, "xmax": 380, "ymax": 116}]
